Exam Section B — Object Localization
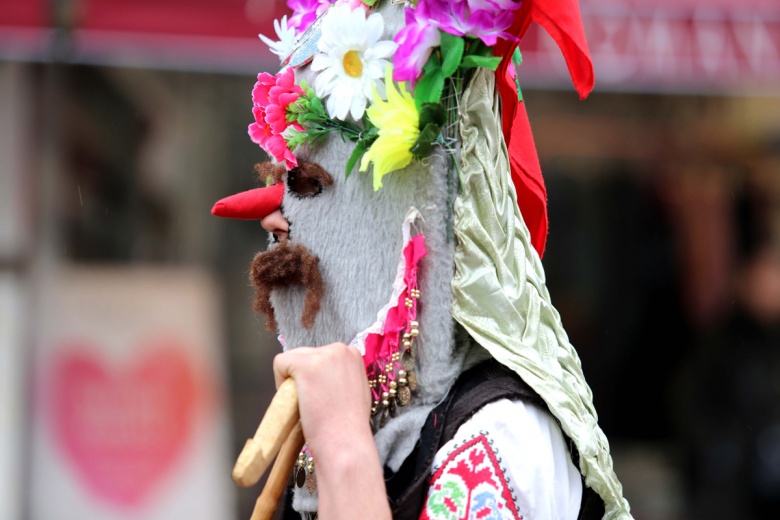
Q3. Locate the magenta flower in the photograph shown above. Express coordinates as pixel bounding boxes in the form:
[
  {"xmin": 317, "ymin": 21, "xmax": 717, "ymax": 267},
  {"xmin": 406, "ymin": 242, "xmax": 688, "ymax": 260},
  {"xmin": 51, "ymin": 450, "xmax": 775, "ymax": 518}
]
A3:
[
  {"xmin": 287, "ymin": 0, "xmax": 330, "ymax": 34},
  {"xmin": 393, "ymin": 4, "xmax": 441, "ymax": 83},
  {"xmin": 443, "ymin": 1, "xmax": 519, "ymax": 46},
  {"xmin": 419, "ymin": 0, "xmax": 521, "ymax": 47},
  {"xmin": 335, "ymin": 0, "xmax": 366, "ymax": 9},
  {"xmin": 287, "ymin": 0, "xmax": 368, "ymax": 34},
  {"xmin": 248, "ymin": 69, "xmax": 304, "ymax": 169},
  {"xmin": 467, "ymin": 0, "xmax": 521, "ymax": 11}
]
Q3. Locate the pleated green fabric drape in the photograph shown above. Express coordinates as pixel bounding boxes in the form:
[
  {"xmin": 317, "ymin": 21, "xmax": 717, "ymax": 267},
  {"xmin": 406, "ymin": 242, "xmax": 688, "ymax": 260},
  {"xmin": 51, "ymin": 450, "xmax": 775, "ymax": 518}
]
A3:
[{"xmin": 452, "ymin": 69, "xmax": 633, "ymax": 520}]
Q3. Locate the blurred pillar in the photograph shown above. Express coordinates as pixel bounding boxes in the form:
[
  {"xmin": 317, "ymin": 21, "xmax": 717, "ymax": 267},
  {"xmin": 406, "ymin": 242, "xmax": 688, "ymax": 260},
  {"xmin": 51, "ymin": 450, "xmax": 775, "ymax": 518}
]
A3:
[
  {"xmin": 664, "ymin": 163, "xmax": 737, "ymax": 330},
  {"xmin": 0, "ymin": 61, "xmax": 34, "ymax": 520}
]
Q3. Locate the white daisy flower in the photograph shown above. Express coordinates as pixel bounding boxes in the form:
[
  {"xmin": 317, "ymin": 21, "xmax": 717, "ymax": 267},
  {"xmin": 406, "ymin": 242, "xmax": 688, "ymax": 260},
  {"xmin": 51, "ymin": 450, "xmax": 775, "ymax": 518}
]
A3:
[
  {"xmin": 259, "ymin": 15, "xmax": 297, "ymax": 62},
  {"xmin": 311, "ymin": 4, "xmax": 397, "ymax": 121}
]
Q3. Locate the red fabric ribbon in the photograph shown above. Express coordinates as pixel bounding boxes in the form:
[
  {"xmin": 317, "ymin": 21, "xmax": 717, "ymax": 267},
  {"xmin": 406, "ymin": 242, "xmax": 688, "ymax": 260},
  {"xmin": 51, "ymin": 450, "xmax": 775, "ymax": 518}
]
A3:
[
  {"xmin": 363, "ymin": 234, "xmax": 427, "ymax": 405},
  {"xmin": 495, "ymin": 0, "xmax": 594, "ymax": 258}
]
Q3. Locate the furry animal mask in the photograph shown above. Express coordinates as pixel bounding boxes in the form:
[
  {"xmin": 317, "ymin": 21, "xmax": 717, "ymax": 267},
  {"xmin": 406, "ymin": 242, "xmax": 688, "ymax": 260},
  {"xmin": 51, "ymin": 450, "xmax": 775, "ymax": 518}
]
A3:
[{"xmin": 213, "ymin": 1, "xmax": 632, "ymax": 518}]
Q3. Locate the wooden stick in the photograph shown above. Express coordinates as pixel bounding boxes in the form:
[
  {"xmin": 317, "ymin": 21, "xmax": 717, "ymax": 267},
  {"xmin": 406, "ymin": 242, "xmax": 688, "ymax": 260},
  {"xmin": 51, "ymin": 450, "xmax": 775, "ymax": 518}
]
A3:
[
  {"xmin": 233, "ymin": 378, "xmax": 300, "ymax": 487},
  {"xmin": 250, "ymin": 422, "xmax": 305, "ymax": 520}
]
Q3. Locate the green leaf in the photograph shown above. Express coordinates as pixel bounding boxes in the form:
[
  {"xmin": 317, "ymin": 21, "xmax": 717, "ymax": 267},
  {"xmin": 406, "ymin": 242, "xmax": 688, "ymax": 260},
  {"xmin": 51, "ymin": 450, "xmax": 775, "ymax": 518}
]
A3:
[
  {"xmin": 343, "ymin": 120, "xmax": 363, "ymax": 136},
  {"xmin": 361, "ymin": 112, "xmax": 377, "ymax": 133},
  {"xmin": 467, "ymin": 38, "xmax": 491, "ymax": 57},
  {"xmin": 361, "ymin": 126, "xmax": 379, "ymax": 143},
  {"xmin": 418, "ymin": 102, "xmax": 445, "ymax": 131},
  {"xmin": 460, "ymin": 55, "xmax": 502, "ymax": 70},
  {"xmin": 361, "ymin": 0, "xmax": 378, "ymax": 5},
  {"xmin": 309, "ymin": 95, "xmax": 326, "ymax": 117},
  {"xmin": 410, "ymin": 122, "xmax": 440, "ymax": 158},
  {"xmin": 299, "ymin": 112, "xmax": 322, "ymax": 123},
  {"xmin": 512, "ymin": 47, "xmax": 523, "ymax": 65},
  {"xmin": 424, "ymin": 51, "xmax": 441, "ymax": 72},
  {"xmin": 439, "ymin": 32, "xmax": 464, "ymax": 78},
  {"xmin": 345, "ymin": 141, "xmax": 367, "ymax": 179},
  {"xmin": 412, "ymin": 103, "xmax": 445, "ymax": 158},
  {"xmin": 285, "ymin": 129, "xmax": 308, "ymax": 151},
  {"xmin": 414, "ymin": 68, "xmax": 444, "ymax": 110},
  {"xmin": 514, "ymin": 55, "xmax": 524, "ymax": 102}
]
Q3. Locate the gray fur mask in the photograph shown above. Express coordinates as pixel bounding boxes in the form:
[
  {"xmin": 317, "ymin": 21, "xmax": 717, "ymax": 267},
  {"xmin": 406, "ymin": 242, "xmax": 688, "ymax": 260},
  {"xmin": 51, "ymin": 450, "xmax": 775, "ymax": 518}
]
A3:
[
  {"xmin": 260, "ymin": 3, "xmax": 471, "ymax": 474},
  {"xmin": 269, "ymin": 133, "xmax": 467, "ymax": 464}
]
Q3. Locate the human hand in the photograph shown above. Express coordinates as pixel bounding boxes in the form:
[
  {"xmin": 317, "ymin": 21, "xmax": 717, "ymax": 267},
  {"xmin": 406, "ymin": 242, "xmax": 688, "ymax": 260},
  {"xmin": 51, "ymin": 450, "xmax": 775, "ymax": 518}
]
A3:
[
  {"xmin": 272, "ymin": 342, "xmax": 372, "ymax": 458},
  {"xmin": 273, "ymin": 343, "xmax": 390, "ymax": 519}
]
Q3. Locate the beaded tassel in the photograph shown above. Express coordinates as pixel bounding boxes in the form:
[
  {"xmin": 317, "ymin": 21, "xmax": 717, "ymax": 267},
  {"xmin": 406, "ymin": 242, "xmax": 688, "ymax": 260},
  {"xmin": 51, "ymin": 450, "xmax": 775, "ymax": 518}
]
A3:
[{"xmin": 368, "ymin": 279, "xmax": 421, "ymax": 428}]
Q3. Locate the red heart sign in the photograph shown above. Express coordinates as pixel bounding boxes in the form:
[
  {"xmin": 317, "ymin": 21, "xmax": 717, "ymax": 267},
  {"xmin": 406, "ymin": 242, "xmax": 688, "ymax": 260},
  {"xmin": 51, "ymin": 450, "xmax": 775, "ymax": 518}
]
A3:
[{"xmin": 50, "ymin": 343, "xmax": 198, "ymax": 508}]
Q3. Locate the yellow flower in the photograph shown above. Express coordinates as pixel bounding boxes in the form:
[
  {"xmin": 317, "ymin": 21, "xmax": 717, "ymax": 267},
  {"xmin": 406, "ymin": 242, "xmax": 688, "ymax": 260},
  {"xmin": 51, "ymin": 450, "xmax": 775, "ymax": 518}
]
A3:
[{"xmin": 360, "ymin": 73, "xmax": 419, "ymax": 191}]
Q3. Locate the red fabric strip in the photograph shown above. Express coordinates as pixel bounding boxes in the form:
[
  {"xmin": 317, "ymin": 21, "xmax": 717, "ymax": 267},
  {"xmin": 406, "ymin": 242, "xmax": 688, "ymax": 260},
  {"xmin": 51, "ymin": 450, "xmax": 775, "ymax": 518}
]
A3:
[{"xmin": 495, "ymin": 0, "xmax": 594, "ymax": 258}]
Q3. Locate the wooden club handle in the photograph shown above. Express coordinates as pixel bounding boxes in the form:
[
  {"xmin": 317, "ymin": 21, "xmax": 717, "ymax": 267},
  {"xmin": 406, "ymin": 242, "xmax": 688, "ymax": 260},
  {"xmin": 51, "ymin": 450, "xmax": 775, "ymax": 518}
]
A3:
[
  {"xmin": 233, "ymin": 378, "xmax": 300, "ymax": 487},
  {"xmin": 250, "ymin": 421, "xmax": 305, "ymax": 520}
]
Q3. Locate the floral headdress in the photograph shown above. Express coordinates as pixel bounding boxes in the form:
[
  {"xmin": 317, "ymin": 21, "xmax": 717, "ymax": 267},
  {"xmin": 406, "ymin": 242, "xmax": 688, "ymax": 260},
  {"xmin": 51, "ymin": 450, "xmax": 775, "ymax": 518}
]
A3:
[
  {"xmin": 252, "ymin": 1, "xmax": 513, "ymax": 191},
  {"xmin": 246, "ymin": 0, "xmax": 594, "ymax": 257}
]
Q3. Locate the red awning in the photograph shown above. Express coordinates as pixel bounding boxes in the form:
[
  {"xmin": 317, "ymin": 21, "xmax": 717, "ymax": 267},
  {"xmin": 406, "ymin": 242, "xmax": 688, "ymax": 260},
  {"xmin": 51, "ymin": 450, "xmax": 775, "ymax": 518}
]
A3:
[
  {"xmin": 1, "ymin": 0, "xmax": 779, "ymax": 91},
  {"xmin": 0, "ymin": 0, "xmax": 287, "ymax": 71},
  {"xmin": 520, "ymin": 0, "xmax": 780, "ymax": 93}
]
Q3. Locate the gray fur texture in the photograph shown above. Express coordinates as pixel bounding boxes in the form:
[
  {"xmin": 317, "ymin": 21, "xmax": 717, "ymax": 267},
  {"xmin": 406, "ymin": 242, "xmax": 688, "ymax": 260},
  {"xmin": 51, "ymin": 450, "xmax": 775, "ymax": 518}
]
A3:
[
  {"xmin": 267, "ymin": 0, "xmax": 469, "ymax": 472},
  {"xmin": 271, "ymin": 135, "xmax": 467, "ymax": 467}
]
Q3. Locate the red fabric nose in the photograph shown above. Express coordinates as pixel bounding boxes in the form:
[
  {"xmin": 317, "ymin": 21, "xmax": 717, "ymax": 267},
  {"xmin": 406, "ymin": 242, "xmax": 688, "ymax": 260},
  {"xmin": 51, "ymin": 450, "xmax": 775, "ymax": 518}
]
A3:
[{"xmin": 211, "ymin": 183, "xmax": 285, "ymax": 220}]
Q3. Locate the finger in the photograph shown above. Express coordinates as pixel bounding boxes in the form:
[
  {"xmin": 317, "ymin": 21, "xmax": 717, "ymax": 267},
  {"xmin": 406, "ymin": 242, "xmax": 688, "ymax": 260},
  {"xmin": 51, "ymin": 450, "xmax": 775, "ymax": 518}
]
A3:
[
  {"xmin": 272, "ymin": 346, "xmax": 314, "ymax": 389},
  {"xmin": 323, "ymin": 343, "xmax": 372, "ymax": 411},
  {"xmin": 272, "ymin": 353, "xmax": 285, "ymax": 389}
]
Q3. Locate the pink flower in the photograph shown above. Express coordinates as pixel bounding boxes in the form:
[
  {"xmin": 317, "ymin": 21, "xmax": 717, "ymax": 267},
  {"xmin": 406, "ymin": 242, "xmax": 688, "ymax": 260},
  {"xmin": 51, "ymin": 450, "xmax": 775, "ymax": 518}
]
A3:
[
  {"xmin": 393, "ymin": 4, "xmax": 441, "ymax": 83},
  {"xmin": 265, "ymin": 134, "xmax": 299, "ymax": 169},
  {"xmin": 248, "ymin": 69, "xmax": 304, "ymax": 169},
  {"xmin": 251, "ymin": 72, "xmax": 276, "ymax": 106}
]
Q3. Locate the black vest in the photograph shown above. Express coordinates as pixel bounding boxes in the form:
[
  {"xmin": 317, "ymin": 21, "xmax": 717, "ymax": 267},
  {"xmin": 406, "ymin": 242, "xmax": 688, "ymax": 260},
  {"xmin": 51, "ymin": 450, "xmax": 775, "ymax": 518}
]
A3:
[
  {"xmin": 385, "ymin": 359, "xmax": 605, "ymax": 520},
  {"xmin": 282, "ymin": 360, "xmax": 605, "ymax": 519}
]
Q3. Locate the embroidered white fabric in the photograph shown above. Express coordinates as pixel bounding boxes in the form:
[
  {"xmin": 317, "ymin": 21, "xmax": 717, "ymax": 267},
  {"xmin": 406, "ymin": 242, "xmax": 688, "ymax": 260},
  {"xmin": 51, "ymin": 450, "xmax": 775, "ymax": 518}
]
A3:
[{"xmin": 426, "ymin": 399, "xmax": 583, "ymax": 520}]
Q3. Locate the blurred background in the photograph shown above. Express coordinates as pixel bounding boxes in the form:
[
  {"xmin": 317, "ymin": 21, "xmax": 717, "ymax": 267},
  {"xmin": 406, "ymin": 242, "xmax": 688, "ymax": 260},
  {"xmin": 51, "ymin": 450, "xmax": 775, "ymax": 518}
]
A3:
[{"xmin": 1, "ymin": 1, "xmax": 779, "ymax": 519}]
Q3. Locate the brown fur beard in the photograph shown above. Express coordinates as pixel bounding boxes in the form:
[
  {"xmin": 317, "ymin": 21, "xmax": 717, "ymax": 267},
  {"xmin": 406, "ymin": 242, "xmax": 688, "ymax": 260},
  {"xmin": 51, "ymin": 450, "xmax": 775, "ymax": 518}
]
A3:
[{"xmin": 249, "ymin": 239, "xmax": 324, "ymax": 332}]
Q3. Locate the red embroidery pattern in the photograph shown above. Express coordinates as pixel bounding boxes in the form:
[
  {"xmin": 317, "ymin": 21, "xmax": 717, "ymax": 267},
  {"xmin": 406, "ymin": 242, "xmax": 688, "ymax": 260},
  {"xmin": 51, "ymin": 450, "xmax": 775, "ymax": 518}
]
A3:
[{"xmin": 420, "ymin": 434, "xmax": 523, "ymax": 520}]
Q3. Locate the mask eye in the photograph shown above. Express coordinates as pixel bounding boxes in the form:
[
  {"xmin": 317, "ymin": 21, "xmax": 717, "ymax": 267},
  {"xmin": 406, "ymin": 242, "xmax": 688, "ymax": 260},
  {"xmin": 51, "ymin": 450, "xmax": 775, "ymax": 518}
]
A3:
[{"xmin": 287, "ymin": 160, "xmax": 334, "ymax": 198}]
